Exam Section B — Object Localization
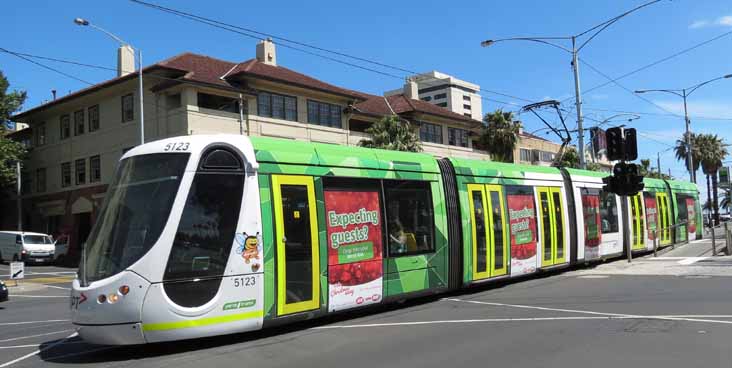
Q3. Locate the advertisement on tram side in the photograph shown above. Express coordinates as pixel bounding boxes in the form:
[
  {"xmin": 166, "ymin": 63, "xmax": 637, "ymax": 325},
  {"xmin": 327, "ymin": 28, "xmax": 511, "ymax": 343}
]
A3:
[
  {"xmin": 645, "ymin": 195, "xmax": 658, "ymax": 240},
  {"xmin": 582, "ymin": 193, "xmax": 602, "ymax": 259},
  {"xmin": 686, "ymin": 198, "xmax": 697, "ymax": 234},
  {"xmin": 507, "ymin": 190, "xmax": 538, "ymax": 276},
  {"xmin": 325, "ymin": 190, "xmax": 383, "ymax": 312}
]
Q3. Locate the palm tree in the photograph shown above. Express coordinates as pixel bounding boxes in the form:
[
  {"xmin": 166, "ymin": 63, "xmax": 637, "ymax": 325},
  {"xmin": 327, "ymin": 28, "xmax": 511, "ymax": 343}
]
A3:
[
  {"xmin": 479, "ymin": 110, "xmax": 521, "ymax": 163},
  {"xmin": 698, "ymin": 134, "xmax": 729, "ymax": 225},
  {"xmin": 358, "ymin": 115, "xmax": 422, "ymax": 152},
  {"xmin": 720, "ymin": 190, "xmax": 732, "ymax": 214},
  {"xmin": 674, "ymin": 132, "xmax": 702, "ymax": 183}
]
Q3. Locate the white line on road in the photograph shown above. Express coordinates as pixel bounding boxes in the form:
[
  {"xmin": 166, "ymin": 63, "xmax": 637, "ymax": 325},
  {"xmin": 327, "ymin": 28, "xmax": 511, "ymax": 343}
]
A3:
[
  {"xmin": 313, "ymin": 316, "xmax": 631, "ymax": 329},
  {"xmin": 0, "ymin": 330, "xmax": 75, "ymax": 343},
  {"xmin": 8, "ymin": 295, "xmax": 68, "ymax": 298},
  {"xmin": 0, "ymin": 320, "xmax": 69, "ymax": 326},
  {"xmin": 0, "ymin": 332, "xmax": 77, "ymax": 368},
  {"xmin": 0, "ymin": 341, "xmax": 84, "ymax": 350},
  {"xmin": 678, "ymin": 257, "xmax": 707, "ymax": 265},
  {"xmin": 44, "ymin": 284, "xmax": 71, "ymax": 290}
]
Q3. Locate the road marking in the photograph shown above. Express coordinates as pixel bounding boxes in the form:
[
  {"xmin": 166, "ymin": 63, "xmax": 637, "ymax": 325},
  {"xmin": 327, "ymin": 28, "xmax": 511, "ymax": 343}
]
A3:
[
  {"xmin": 44, "ymin": 284, "xmax": 71, "ymax": 290},
  {"xmin": 313, "ymin": 316, "xmax": 631, "ymax": 329},
  {"xmin": 445, "ymin": 298, "xmax": 732, "ymax": 326},
  {"xmin": 0, "ymin": 330, "xmax": 75, "ymax": 343},
  {"xmin": 8, "ymin": 295, "xmax": 68, "ymax": 298},
  {"xmin": 0, "ymin": 320, "xmax": 69, "ymax": 326},
  {"xmin": 0, "ymin": 332, "xmax": 77, "ymax": 368},
  {"xmin": 678, "ymin": 257, "xmax": 707, "ymax": 265},
  {"xmin": 577, "ymin": 275, "xmax": 609, "ymax": 279},
  {"xmin": 0, "ymin": 341, "xmax": 85, "ymax": 350}
]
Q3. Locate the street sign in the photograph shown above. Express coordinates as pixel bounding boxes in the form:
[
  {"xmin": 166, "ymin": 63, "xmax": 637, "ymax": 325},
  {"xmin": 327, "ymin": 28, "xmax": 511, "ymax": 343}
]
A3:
[{"xmin": 10, "ymin": 262, "xmax": 24, "ymax": 280}]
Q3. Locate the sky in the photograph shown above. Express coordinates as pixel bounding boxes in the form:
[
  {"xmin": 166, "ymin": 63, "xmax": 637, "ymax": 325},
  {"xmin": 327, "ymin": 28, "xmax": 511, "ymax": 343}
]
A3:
[{"xmin": 2, "ymin": 0, "xmax": 731, "ymax": 201}]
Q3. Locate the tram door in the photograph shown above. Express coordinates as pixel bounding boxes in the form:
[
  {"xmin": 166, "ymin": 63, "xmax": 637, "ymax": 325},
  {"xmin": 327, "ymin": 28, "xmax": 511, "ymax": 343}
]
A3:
[
  {"xmin": 467, "ymin": 184, "xmax": 508, "ymax": 280},
  {"xmin": 271, "ymin": 175, "xmax": 320, "ymax": 316},
  {"xmin": 656, "ymin": 192, "xmax": 672, "ymax": 245},
  {"xmin": 629, "ymin": 194, "xmax": 645, "ymax": 250},
  {"xmin": 537, "ymin": 187, "xmax": 566, "ymax": 268}
]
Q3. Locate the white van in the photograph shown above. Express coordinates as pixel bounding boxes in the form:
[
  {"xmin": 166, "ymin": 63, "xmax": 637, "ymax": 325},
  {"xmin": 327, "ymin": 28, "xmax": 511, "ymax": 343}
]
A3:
[{"xmin": 0, "ymin": 231, "xmax": 56, "ymax": 264}]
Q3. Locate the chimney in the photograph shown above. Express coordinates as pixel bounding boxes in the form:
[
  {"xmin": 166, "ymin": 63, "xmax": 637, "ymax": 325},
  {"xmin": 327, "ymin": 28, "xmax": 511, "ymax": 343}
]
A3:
[
  {"xmin": 51, "ymin": 90, "xmax": 57, "ymax": 100},
  {"xmin": 404, "ymin": 79, "xmax": 418, "ymax": 100},
  {"xmin": 117, "ymin": 45, "xmax": 135, "ymax": 77},
  {"xmin": 256, "ymin": 38, "xmax": 277, "ymax": 66}
]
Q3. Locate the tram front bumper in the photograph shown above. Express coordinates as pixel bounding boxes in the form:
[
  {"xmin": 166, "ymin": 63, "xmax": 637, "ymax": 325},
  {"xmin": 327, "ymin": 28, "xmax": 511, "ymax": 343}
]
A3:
[{"xmin": 71, "ymin": 271, "xmax": 151, "ymax": 345}]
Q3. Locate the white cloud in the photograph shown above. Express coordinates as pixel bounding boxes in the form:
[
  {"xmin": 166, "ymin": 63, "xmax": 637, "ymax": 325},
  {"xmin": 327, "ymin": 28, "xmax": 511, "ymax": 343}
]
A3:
[{"xmin": 689, "ymin": 15, "xmax": 732, "ymax": 29}]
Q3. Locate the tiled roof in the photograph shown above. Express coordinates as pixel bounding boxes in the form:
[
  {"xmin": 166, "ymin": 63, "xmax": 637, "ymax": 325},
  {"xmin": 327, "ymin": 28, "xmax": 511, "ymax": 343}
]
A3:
[
  {"xmin": 354, "ymin": 94, "xmax": 482, "ymax": 126},
  {"xmin": 225, "ymin": 59, "xmax": 366, "ymax": 99},
  {"xmin": 519, "ymin": 131, "xmax": 551, "ymax": 142}
]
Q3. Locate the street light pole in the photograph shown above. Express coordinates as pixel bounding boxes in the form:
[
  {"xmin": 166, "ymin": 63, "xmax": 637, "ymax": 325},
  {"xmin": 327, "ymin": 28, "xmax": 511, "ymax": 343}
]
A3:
[
  {"xmin": 480, "ymin": 0, "xmax": 665, "ymax": 169},
  {"xmin": 75, "ymin": 18, "xmax": 144, "ymax": 145},
  {"xmin": 571, "ymin": 36, "xmax": 585, "ymax": 168},
  {"xmin": 16, "ymin": 162, "xmax": 22, "ymax": 232},
  {"xmin": 635, "ymin": 73, "xmax": 732, "ymax": 183}
]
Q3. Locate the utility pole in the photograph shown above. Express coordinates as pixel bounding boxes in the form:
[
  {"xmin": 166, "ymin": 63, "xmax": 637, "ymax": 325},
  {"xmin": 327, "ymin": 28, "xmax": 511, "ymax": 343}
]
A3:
[
  {"xmin": 238, "ymin": 93, "xmax": 245, "ymax": 135},
  {"xmin": 571, "ymin": 36, "xmax": 585, "ymax": 168},
  {"xmin": 681, "ymin": 89, "xmax": 692, "ymax": 182},
  {"xmin": 16, "ymin": 162, "xmax": 22, "ymax": 232},
  {"xmin": 138, "ymin": 49, "xmax": 145, "ymax": 144},
  {"xmin": 657, "ymin": 152, "xmax": 661, "ymax": 177}
]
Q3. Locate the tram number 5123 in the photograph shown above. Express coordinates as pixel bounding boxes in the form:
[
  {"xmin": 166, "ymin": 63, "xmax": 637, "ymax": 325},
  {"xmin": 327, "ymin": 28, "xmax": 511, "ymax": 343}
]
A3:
[{"xmin": 233, "ymin": 276, "xmax": 256, "ymax": 288}]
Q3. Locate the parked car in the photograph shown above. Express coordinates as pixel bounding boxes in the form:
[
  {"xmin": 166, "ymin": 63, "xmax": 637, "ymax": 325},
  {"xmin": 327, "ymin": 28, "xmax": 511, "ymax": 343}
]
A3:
[
  {"xmin": 0, "ymin": 280, "xmax": 7, "ymax": 302},
  {"xmin": 0, "ymin": 231, "xmax": 55, "ymax": 264},
  {"xmin": 53, "ymin": 234, "xmax": 69, "ymax": 264}
]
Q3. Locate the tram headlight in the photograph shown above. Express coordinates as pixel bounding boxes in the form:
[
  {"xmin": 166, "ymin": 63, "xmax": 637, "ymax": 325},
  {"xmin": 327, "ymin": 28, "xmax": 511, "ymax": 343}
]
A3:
[
  {"xmin": 118, "ymin": 285, "xmax": 130, "ymax": 296},
  {"xmin": 108, "ymin": 293, "xmax": 119, "ymax": 304},
  {"xmin": 97, "ymin": 294, "xmax": 107, "ymax": 304}
]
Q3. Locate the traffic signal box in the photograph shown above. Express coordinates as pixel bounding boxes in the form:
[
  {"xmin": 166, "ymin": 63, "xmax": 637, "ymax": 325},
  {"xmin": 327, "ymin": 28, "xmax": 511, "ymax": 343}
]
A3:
[{"xmin": 602, "ymin": 128, "xmax": 644, "ymax": 196}]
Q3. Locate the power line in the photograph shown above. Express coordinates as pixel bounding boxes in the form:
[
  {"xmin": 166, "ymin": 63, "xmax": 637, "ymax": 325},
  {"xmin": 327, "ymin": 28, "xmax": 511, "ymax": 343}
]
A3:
[
  {"xmin": 567, "ymin": 28, "xmax": 732, "ymax": 101},
  {"xmin": 0, "ymin": 47, "xmax": 94, "ymax": 86}
]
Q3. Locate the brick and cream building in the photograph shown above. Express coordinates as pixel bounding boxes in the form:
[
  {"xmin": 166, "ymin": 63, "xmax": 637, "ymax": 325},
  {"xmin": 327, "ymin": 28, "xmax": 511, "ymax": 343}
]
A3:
[{"xmin": 2, "ymin": 39, "xmax": 563, "ymax": 261}]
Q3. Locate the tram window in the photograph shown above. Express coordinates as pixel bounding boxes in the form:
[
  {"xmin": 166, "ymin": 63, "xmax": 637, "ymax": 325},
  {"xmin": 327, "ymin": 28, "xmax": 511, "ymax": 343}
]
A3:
[
  {"xmin": 489, "ymin": 190, "xmax": 504, "ymax": 270},
  {"xmin": 163, "ymin": 172, "xmax": 244, "ymax": 307},
  {"xmin": 599, "ymin": 190, "xmax": 619, "ymax": 233},
  {"xmin": 581, "ymin": 188, "xmax": 602, "ymax": 246},
  {"xmin": 280, "ymin": 184, "xmax": 314, "ymax": 304},
  {"xmin": 472, "ymin": 190, "xmax": 488, "ymax": 274},
  {"xmin": 539, "ymin": 191, "xmax": 552, "ymax": 261},
  {"xmin": 384, "ymin": 180, "xmax": 435, "ymax": 257},
  {"xmin": 552, "ymin": 191, "xmax": 564, "ymax": 259}
]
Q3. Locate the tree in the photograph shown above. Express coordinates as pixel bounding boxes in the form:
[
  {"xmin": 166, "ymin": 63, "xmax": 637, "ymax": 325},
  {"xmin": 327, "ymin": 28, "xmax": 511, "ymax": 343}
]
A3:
[
  {"xmin": 639, "ymin": 158, "xmax": 672, "ymax": 179},
  {"xmin": 555, "ymin": 146, "xmax": 580, "ymax": 168},
  {"xmin": 674, "ymin": 132, "xmax": 702, "ymax": 183},
  {"xmin": 0, "ymin": 71, "xmax": 27, "ymax": 188},
  {"xmin": 358, "ymin": 115, "xmax": 422, "ymax": 152},
  {"xmin": 479, "ymin": 109, "xmax": 521, "ymax": 163},
  {"xmin": 698, "ymin": 134, "xmax": 729, "ymax": 225}
]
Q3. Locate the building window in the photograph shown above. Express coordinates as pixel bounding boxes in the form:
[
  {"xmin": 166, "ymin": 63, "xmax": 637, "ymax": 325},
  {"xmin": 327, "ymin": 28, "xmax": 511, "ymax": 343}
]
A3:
[
  {"xmin": 61, "ymin": 162, "xmax": 71, "ymax": 188},
  {"xmin": 35, "ymin": 168, "xmax": 46, "ymax": 193},
  {"xmin": 463, "ymin": 95, "xmax": 471, "ymax": 101},
  {"xmin": 75, "ymin": 159, "xmax": 86, "ymax": 185},
  {"xmin": 434, "ymin": 93, "xmax": 447, "ymax": 100},
  {"xmin": 257, "ymin": 91, "xmax": 297, "ymax": 121},
  {"xmin": 464, "ymin": 113, "xmax": 472, "ymax": 117},
  {"xmin": 436, "ymin": 102, "xmax": 447, "ymax": 108},
  {"xmin": 36, "ymin": 123, "xmax": 47, "ymax": 146},
  {"xmin": 59, "ymin": 115, "xmax": 70, "ymax": 140},
  {"xmin": 419, "ymin": 122, "xmax": 443, "ymax": 144},
  {"xmin": 421, "ymin": 96, "xmax": 432, "ymax": 102},
  {"xmin": 122, "ymin": 94, "xmax": 134, "ymax": 122},
  {"xmin": 520, "ymin": 148, "xmax": 532, "ymax": 162},
  {"xmin": 540, "ymin": 151, "xmax": 555, "ymax": 162},
  {"xmin": 88, "ymin": 105, "xmax": 100, "ymax": 132},
  {"xmin": 197, "ymin": 93, "xmax": 241, "ymax": 113},
  {"xmin": 90, "ymin": 155, "xmax": 101, "ymax": 183},
  {"xmin": 463, "ymin": 104, "xmax": 471, "ymax": 110},
  {"xmin": 448, "ymin": 127, "xmax": 469, "ymax": 147},
  {"xmin": 166, "ymin": 93, "xmax": 182, "ymax": 110},
  {"xmin": 384, "ymin": 180, "xmax": 435, "ymax": 257},
  {"xmin": 307, "ymin": 100, "xmax": 342, "ymax": 128},
  {"xmin": 74, "ymin": 109, "xmax": 85, "ymax": 135}
]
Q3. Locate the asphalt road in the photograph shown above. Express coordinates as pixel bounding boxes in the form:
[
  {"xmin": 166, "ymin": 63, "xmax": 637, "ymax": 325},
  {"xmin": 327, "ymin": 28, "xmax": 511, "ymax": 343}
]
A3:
[{"xmin": 3, "ymin": 243, "xmax": 732, "ymax": 368}]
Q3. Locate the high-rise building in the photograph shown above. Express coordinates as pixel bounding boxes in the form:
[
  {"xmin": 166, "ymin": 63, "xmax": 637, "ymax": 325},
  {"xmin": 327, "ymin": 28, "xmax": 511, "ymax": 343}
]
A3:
[{"xmin": 385, "ymin": 71, "xmax": 482, "ymax": 120}]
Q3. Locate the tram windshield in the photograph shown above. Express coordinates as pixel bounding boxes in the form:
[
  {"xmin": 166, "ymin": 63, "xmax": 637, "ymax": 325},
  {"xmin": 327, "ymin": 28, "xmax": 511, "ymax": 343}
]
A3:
[{"xmin": 81, "ymin": 153, "xmax": 189, "ymax": 284}]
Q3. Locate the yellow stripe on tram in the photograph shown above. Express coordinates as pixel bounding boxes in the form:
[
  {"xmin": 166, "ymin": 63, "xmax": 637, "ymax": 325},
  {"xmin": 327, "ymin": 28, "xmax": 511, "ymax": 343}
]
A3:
[{"xmin": 142, "ymin": 310, "xmax": 264, "ymax": 332}]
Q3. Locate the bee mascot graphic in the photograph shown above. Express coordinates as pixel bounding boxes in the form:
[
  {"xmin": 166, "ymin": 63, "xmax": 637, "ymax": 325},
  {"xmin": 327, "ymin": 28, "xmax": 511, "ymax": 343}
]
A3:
[{"xmin": 235, "ymin": 232, "xmax": 262, "ymax": 272}]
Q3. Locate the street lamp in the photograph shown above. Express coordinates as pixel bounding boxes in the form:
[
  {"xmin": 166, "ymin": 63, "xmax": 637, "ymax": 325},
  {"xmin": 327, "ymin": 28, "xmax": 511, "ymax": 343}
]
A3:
[
  {"xmin": 480, "ymin": 0, "xmax": 666, "ymax": 169},
  {"xmin": 74, "ymin": 18, "xmax": 145, "ymax": 145},
  {"xmin": 635, "ymin": 73, "xmax": 732, "ymax": 183}
]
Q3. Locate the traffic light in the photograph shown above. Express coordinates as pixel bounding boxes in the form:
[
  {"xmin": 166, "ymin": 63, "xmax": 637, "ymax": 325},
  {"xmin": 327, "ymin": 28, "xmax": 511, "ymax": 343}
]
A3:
[
  {"xmin": 604, "ymin": 162, "xmax": 645, "ymax": 196},
  {"xmin": 623, "ymin": 128, "xmax": 638, "ymax": 161},
  {"xmin": 606, "ymin": 127, "xmax": 624, "ymax": 161}
]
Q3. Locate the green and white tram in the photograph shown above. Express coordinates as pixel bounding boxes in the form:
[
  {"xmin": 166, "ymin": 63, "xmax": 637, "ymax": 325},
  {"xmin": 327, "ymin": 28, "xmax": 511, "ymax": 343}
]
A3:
[{"xmin": 70, "ymin": 135, "xmax": 702, "ymax": 345}]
